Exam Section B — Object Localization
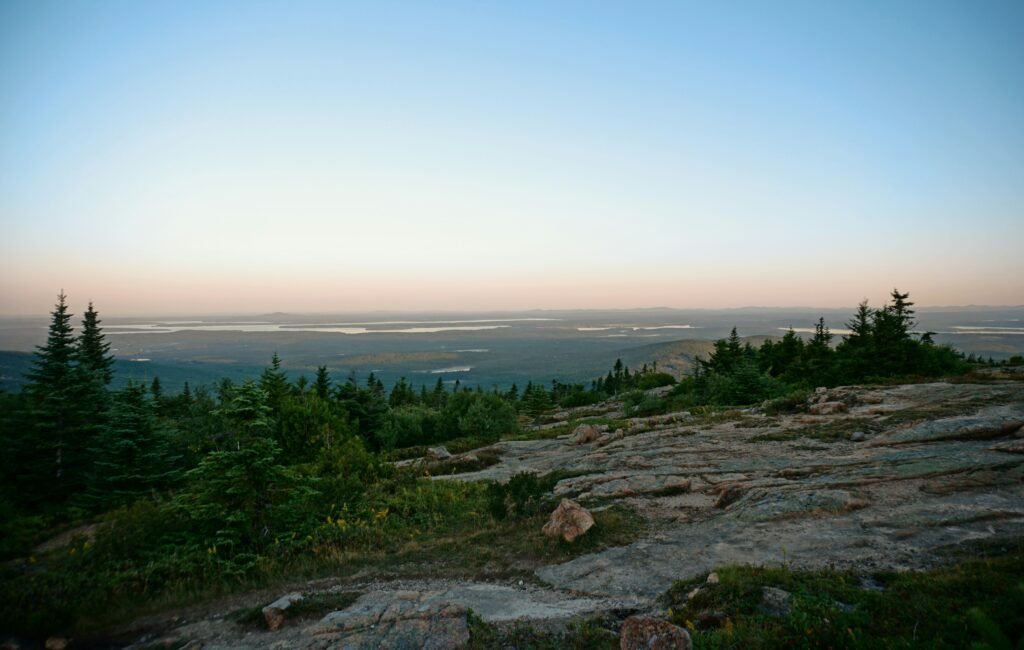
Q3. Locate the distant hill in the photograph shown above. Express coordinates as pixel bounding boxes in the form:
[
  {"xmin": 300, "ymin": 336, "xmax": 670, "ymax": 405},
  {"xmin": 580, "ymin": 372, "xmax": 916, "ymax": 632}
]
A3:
[{"xmin": 619, "ymin": 335, "xmax": 776, "ymax": 378}]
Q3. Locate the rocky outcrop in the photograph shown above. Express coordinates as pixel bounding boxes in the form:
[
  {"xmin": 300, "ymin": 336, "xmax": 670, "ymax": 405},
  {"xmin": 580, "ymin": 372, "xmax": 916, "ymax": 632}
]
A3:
[
  {"xmin": 571, "ymin": 424, "xmax": 604, "ymax": 444},
  {"xmin": 713, "ymin": 483, "xmax": 745, "ymax": 509},
  {"xmin": 555, "ymin": 473, "xmax": 691, "ymax": 499},
  {"xmin": 542, "ymin": 499, "xmax": 595, "ymax": 542},
  {"xmin": 992, "ymin": 440, "xmax": 1024, "ymax": 454},
  {"xmin": 263, "ymin": 592, "xmax": 304, "ymax": 631},
  {"xmin": 619, "ymin": 616, "xmax": 692, "ymax": 650},
  {"xmin": 808, "ymin": 401, "xmax": 847, "ymax": 415},
  {"xmin": 308, "ymin": 593, "xmax": 469, "ymax": 650},
  {"xmin": 426, "ymin": 446, "xmax": 452, "ymax": 460},
  {"xmin": 760, "ymin": 587, "xmax": 792, "ymax": 616},
  {"xmin": 870, "ymin": 406, "xmax": 1024, "ymax": 446}
]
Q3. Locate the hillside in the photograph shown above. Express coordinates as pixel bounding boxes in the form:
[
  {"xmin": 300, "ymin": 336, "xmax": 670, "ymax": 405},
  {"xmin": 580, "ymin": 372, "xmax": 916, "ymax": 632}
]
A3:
[{"xmin": 26, "ymin": 374, "xmax": 1024, "ymax": 649}]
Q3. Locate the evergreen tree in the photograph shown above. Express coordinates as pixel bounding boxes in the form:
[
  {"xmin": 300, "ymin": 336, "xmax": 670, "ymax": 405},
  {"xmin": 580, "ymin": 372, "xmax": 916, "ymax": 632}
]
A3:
[
  {"xmin": 216, "ymin": 380, "xmax": 274, "ymax": 449},
  {"xmin": 845, "ymin": 300, "xmax": 874, "ymax": 346},
  {"xmin": 871, "ymin": 289, "xmax": 916, "ymax": 376},
  {"xmin": 388, "ymin": 377, "xmax": 416, "ymax": 407},
  {"xmin": 805, "ymin": 317, "xmax": 834, "ymax": 383},
  {"xmin": 314, "ymin": 365, "xmax": 331, "ymax": 400},
  {"xmin": 522, "ymin": 382, "xmax": 552, "ymax": 417},
  {"xmin": 701, "ymin": 327, "xmax": 744, "ymax": 375},
  {"xmin": 84, "ymin": 383, "xmax": 181, "ymax": 508},
  {"xmin": 260, "ymin": 353, "xmax": 289, "ymax": 413},
  {"xmin": 24, "ymin": 292, "xmax": 91, "ymax": 500},
  {"xmin": 430, "ymin": 377, "xmax": 448, "ymax": 408},
  {"xmin": 77, "ymin": 302, "xmax": 114, "ymax": 385}
]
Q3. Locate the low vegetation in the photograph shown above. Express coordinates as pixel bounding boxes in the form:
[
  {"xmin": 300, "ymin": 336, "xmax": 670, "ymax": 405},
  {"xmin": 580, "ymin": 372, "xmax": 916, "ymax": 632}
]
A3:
[{"xmin": 662, "ymin": 539, "xmax": 1024, "ymax": 649}]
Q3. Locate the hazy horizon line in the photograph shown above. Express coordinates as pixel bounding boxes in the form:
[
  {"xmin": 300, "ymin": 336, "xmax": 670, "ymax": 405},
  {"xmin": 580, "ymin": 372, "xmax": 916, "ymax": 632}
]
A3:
[{"xmin": 3, "ymin": 303, "xmax": 1023, "ymax": 320}]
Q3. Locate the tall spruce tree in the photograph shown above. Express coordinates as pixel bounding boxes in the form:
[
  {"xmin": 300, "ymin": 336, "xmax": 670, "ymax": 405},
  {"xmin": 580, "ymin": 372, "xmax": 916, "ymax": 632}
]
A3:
[
  {"xmin": 260, "ymin": 353, "xmax": 289, "ymax": 414},
  {"xmin": 77, "ymin": 302, "xmax": 114, "ymax": 385},
  {"xmin": 314, "ymin": 365, "xmax": 331, "ymax": 400},
  {"xmin": 25, "ymin": 292, "xmax": 88, "ymax": 500}
]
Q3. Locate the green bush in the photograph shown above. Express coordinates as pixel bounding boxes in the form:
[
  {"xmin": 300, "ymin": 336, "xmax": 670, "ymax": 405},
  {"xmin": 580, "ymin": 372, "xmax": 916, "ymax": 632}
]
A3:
[{"xmin": 486, "ymin": 471, "xmax": 564, "ymax": 520}]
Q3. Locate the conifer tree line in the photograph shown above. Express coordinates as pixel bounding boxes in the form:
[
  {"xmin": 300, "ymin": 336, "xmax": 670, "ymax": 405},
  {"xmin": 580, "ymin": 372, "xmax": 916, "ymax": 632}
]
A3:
[
  {"xmin": 675, "ymin": 289, "xmax": 971, "ymax": 407},
  {"xmin": 0, "ymin": 288, "xmax": 984, "ymax": 522},
  {"xmin": 0, "ymin": 292, "xmax": 674, "ymax": 525},
  {"xmin": 0, "ymin": 287, "xmax": 979, "ymax": 522}
]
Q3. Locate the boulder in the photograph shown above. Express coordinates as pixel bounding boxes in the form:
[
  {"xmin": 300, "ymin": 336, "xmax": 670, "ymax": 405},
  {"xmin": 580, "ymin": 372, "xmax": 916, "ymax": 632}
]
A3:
[
  {"xmin": 662, "ymin": 476, "xmax": 692, "ymax": 495},
  {"xmin": 619, "ymin": 616, "xmax": 692, "ymax": 650},
  {"xmin": 262, "ymin": 592, "xmax": 304, "ymax": 631},
  {"xmin": 850, "ymin": 430, "xmax": 866, "ymax": 442},
  {"xmin": 426, "ymin": 446, "xmax": 452, "ymax": 460},
  {"xmin": 571, "ymin": 424, "xmax": 601, "ymax": 444},
  {"xmin": 44, "ymin": 639, "xmax": 68, "ymax": 650},
  {"xmin": 714, "ymin": 484, "xmax": 744, "ymax": 509},
  {"xmin": 808, "ymin": 401, "xmax": 847, "ymax": 415},
  {"xmin": 542, "ymin": 499, "xmax": 595, "ymax": 542},
  {"xmin": 706, "ymin": 571, "xmax": 719, "ymax": 585},
  {"xmin": 761, "ymin": 586, "xmax": 792, "ymax": 616},
  {"xmin": 596, "ymin": 428, "xmax": 625, "ymax": 447}
]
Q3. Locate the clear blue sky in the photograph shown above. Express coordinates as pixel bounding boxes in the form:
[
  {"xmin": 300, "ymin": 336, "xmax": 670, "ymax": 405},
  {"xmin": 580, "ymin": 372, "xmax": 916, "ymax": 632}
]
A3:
[{"xmin": 1, "ymin": 1, "xmax": 1022, "ymax": 314}]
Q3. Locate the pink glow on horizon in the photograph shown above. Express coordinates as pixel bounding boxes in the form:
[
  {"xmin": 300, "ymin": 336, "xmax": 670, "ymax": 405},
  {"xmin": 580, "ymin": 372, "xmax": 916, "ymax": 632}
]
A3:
[{"xmin": 1, "ymin": 262, "xmax": 1020, "ymax": 317}]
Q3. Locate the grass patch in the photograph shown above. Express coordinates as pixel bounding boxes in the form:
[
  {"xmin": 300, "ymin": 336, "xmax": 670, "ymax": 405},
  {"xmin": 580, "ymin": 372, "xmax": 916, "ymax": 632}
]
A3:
[
  {"xmin": 751, "ymin": 417, "xmax": 881, "ymax": 443},
  {"xmin": 661, "ymin": 542, "xmax": 1024, "ymax": 649},
  {"xmin": 368, "ymin": 504, "xmax": 645, "ymax": 580},
  {"xmin": 509, "ymin": 422, "xmax": 576, "ymax": 441}
]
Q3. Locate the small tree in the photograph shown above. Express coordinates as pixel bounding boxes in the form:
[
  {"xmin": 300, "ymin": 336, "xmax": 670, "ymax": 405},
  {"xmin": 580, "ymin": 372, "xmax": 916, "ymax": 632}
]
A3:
[
  {"xmin": 313, "ymin": 365, "xmax": 331, "ymax": 400},
  {"xmin": 215, "ymin": 380, "xmax": 274, "ymax": 449}
]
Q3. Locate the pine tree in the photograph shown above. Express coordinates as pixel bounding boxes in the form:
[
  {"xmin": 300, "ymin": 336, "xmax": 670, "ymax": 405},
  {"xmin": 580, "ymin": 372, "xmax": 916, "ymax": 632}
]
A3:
[
  {"xmin": 84, "ymin": 383, "xmax": 181, "ymax": 508},
  {"xmin": 260, "ymin": 353, "xmax": 289, "ymax": 413},
  {"xmin": 314, "ymin": 365, "xmax": 331, "ymax": 400},
  {"xmin": 77, "ymin": 302, "xmax": 114, "ymax": 385},
  {"xmin": 216, "ymin": 380, "xmax": 274, "ymax": 449},
  {"xmin": 431, "ymin": 377, "xmax": 447, "ymax": 407},
  {"xmin": 805, "ymin": 317, "xmax": 834, "ymax": 384},
  {"xmin": 24, "ymin": 292, "xmax": 90, "ymax": 499}
]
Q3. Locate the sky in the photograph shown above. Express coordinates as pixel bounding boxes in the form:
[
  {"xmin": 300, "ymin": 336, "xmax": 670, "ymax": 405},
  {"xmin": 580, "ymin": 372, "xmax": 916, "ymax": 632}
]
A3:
[{"xmin": 1, "ymin": 0, "xmax": 1022, "ymax": 315}]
